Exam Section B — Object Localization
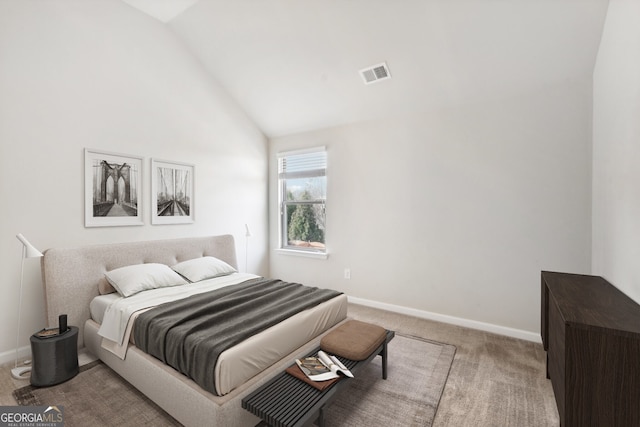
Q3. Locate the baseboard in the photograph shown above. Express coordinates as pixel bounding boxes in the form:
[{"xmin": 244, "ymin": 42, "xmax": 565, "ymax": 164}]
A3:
[
  {"xmin": 347, "ymin": 296, "xmax": 541, "ymax": 343},
  {"xmin": 0, "ymin": 344, "xmax": 30, "ymax": 368}
]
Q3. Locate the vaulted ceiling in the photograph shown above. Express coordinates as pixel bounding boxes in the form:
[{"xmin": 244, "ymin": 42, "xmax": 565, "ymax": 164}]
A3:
[{"xmin": 122, "ymin": 0, "xmax": 610, "ymax": 137}]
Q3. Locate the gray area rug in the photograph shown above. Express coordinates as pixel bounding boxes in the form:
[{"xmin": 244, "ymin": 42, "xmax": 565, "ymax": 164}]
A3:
[
  {"xmin": 13, "ymin": 361, "xmax": 179, "ymax": 426},
  {"xmin": 324, "ymin": 334, "xmax": 456, "ymax": 427},
  {"xmin": 13, "ymin": 334, "xmax": 455, "ymax": 427}
]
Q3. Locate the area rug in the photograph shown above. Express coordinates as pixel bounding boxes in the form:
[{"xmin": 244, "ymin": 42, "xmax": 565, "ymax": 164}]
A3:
[
  {"xmin": 13, "ymin": 361, "xmax": 179, "ymax": 426},
  {"xmin": 323, "ymin": 334, "xmax": 456, "ymax": 427},
  {"xmin": 13, "ymin": 334, "xmax": 455, "ymax": 427}
]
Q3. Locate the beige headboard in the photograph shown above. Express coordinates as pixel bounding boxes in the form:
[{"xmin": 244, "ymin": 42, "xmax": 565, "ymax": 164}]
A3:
[{"xmin": 41, "ymin": 235, "xmax": 237, "ymax": 347}]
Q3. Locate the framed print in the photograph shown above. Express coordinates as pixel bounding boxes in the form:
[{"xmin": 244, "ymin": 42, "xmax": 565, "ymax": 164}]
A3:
[
  {"xmin": 151, "ymin": 159, "xmax": 194, "ymax": 225},
  {"xmin": 84, "ymin": 149, "xmax": 143, "ymax": 227}
]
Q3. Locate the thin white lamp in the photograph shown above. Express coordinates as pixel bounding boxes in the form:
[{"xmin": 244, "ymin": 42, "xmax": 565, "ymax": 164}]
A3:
[
  {"xmin": 12, "ymin": 233, "xmax": 43, "ymax": 380},
  {"xmin": 244, "ymin": 224, "xmax": 252, "ymax": 273}
]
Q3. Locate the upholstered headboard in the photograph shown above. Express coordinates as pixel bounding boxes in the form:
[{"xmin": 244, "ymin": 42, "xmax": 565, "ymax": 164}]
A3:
[{"xmin": 41, "ymin": 235, "xmax": 237, "ymax": 347}]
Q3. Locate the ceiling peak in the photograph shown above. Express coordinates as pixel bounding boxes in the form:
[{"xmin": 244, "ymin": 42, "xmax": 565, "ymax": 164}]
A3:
[{"xmin": 121, "ymin": 0, "xmax": 200, "ymax": 23}]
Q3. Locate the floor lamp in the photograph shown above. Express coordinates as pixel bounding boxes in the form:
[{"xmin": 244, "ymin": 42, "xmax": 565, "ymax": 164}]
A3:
[{"xmin": 12, "ymin": 233, "xmax": 43, "ymax": 380}]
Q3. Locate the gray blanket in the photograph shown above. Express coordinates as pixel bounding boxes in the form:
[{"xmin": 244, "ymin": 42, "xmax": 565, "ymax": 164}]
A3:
[{"xmin": 133, "ymin": 277, "xmax": 342, "ymax": 394}]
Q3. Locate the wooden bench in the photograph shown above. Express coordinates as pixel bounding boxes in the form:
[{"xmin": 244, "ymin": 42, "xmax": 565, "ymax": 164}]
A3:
[{"xmin": 242, "ymin": 329, "xmax": 394, "ymax": 427}]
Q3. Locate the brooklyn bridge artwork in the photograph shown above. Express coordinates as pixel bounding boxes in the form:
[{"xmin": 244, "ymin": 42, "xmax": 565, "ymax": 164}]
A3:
[
  {"xmin": 92, "ymin": 160, "xmax": 138, "ymax": 217},
  {"xmin": 151, "ymin": 159, "xmax": 194, "ymax": 224},
  {"xmin": 85, "ymin": 150, "xmax": 143, "ymax": 227}
]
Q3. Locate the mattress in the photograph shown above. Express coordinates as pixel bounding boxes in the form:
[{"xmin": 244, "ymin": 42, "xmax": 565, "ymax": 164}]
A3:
[{"xmin": 89, "ymin": 274, "xmax": 348, "ymax": 395}]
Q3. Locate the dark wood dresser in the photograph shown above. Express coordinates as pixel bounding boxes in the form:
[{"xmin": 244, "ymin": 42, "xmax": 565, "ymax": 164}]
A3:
[{"xmin": 541, "ymin": 271, "xmax": 640, "ymax": 427}]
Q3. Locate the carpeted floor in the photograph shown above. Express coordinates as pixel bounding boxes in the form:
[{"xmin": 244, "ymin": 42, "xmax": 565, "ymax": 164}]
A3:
[
  {"xmin": 1, "ymin": 303, "xmax": 559, "ymax": 426},
  {"xmin": 348, "ymin": 304, "xmax": 559, "ymax": 426},
  {"xmin": 12, "ymin": 334, "xmax": 454, "ymax": 427}
]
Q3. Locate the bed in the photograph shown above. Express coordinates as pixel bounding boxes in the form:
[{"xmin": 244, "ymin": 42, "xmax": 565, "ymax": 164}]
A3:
[{"xmin": 41, "ymin": 235, "xmax": 348, "ymax": 426}]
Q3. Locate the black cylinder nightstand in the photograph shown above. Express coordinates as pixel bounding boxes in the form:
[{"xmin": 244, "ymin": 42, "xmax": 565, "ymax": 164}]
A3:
[{"xmin": 30, "ymin": 326, "xmax": 79, "ymax": 387}]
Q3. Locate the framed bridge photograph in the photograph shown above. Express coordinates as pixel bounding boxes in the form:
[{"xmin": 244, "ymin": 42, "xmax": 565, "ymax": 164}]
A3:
[
  {"xmin": 84, "ymin": 149, "xmax": 143, "ymax": 227},
  {"xmin": 151, "ymin": 159, "xmax": 194, "ymax": 225}
]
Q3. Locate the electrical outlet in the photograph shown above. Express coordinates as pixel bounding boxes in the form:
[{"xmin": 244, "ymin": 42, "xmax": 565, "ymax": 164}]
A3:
[{"xmin": 344, "ymin": 268, "xmax": 351, "ymax": 279}]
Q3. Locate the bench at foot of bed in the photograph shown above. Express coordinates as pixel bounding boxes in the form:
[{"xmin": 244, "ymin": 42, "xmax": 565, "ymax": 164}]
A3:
[{"xmin": 242, "ymin": 321, "xmax": 393, "ymax": 427}]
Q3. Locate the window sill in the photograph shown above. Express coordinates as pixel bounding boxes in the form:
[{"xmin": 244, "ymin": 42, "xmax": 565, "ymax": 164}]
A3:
[{"xmin": 275, "ymin": 249, "xmax": 328, "ymax": 260}]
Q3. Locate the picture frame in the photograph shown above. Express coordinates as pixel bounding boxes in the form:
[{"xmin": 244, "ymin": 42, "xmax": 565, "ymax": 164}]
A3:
[
  {"xmin": 84, "ymin": 149, "xmax": 143, "ymax": 227},
  {"xmin": 151, "ymin": 159, "xmax": 195, "ymax": 225}
]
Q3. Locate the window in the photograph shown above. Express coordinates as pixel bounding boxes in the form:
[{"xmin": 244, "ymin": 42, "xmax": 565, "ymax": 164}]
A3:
[{"xmin": 278, "ymin": 147, "xmax": 326, "ymax": 254}]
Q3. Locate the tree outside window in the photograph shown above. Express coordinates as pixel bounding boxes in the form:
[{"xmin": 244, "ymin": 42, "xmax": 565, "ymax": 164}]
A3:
[{"xmin": 279, "ymin": 148, "xmax": 326, "ymax": 252}]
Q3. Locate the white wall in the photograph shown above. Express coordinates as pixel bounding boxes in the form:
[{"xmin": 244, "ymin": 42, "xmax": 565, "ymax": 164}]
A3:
[
  {"xmin": 270, "ymin": 78, "xmax": 592, "ymax": 339},
  {"xmin": 0, "ymin": 1, "xmax": 268, "ymax": 362},
  {"xmin": 592, "ymin": 0, "xmax": 640, "ymax": 302}
]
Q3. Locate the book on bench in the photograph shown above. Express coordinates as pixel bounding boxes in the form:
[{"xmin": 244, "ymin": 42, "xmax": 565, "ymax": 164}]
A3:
[{"xmin": 295, "ymin": 351, "xmax": 354, "ymax": 381}]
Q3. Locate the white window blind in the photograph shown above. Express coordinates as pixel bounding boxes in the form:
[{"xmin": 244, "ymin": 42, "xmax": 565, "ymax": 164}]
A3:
[
  {"xmin": 278, "ymin": 148, "xmax": 326, "ymax": 180},
  {"xmin": 278, "ymin": 147, "xmax": 327, "ymax": 254}
]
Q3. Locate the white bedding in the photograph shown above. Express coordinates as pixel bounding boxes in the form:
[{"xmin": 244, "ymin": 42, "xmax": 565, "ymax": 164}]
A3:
[
  {"xmin": 90, "ymin": 293, "xmax": 119, "ymax": 324},
  {"xmin": 88, "ymin": 273, "xmax": 348, "ymax": 396},
  {"xmin": 84, "ymin": 294, "xmax": 348, "ymax": 398},
  {"xmin": 95, "ymin": 273, "xmax": 259, "ymax": 345}
]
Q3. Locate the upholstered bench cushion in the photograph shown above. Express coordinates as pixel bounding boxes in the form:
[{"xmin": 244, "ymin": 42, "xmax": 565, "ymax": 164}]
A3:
[{"xmin": 320, "ymin": 319, "xmax": 387, "ymax": 361}]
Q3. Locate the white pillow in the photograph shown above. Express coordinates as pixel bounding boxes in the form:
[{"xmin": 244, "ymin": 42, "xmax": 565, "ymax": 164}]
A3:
[
  {"xmin": 172, "ymin": 256, "xmax": 237, "ymax": 282},
  {"xmin": 105, "ymin": 263, "xmax": 188, "ymax": 297}
]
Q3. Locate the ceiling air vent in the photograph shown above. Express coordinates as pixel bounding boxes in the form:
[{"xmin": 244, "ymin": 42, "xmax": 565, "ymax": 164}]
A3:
[{"xmin": 359, "ymin": 62, "xmax": 391, "ymax": 85}]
